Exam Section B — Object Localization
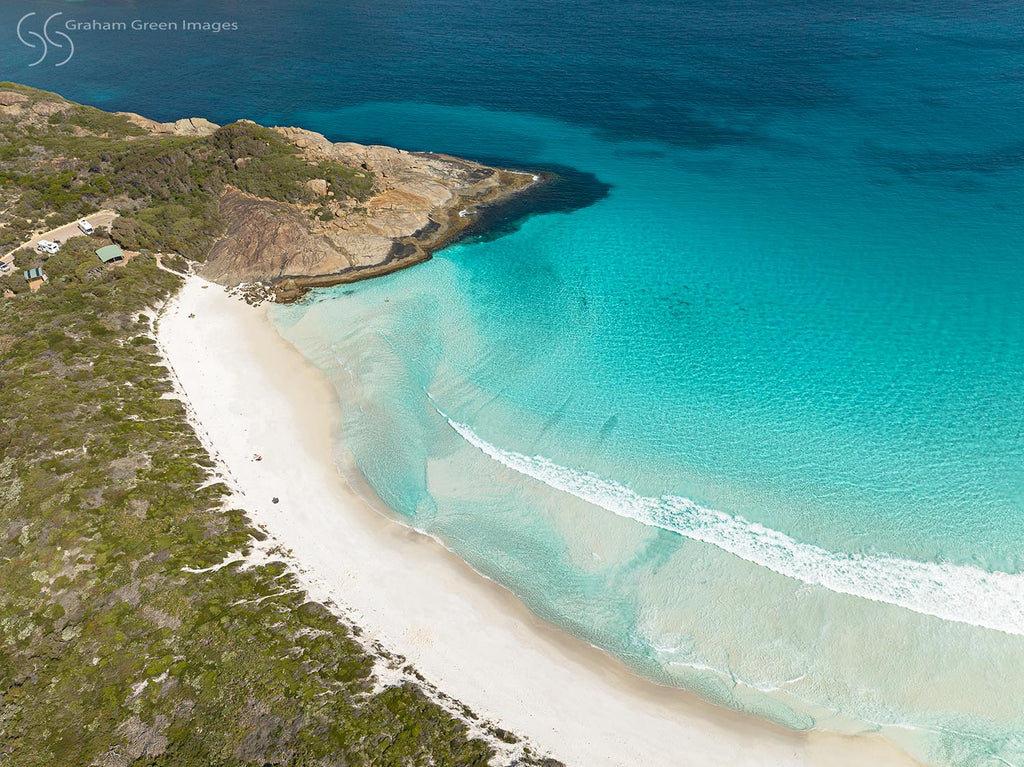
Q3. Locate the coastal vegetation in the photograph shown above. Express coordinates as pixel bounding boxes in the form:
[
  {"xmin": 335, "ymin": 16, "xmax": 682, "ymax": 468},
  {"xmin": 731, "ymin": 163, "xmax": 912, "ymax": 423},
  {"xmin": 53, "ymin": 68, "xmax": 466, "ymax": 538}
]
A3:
[
  {"xmin": 0, "ymin": 85, "xmax": 556, "ymax": 765},
  {"xmin": 0, "ymin": 82, "xmax": 374, "ymax": 260},
  {"xmin": 2, "ymin": 83, "xmax": 539, "ymax": 304}
]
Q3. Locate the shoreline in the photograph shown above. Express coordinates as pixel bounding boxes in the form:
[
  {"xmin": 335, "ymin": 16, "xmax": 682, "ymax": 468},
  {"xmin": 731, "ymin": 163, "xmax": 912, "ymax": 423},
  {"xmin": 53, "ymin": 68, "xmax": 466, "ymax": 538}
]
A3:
[{"xmin": 156, "ymin": 275, "xmax": 924, "ymax": 767}]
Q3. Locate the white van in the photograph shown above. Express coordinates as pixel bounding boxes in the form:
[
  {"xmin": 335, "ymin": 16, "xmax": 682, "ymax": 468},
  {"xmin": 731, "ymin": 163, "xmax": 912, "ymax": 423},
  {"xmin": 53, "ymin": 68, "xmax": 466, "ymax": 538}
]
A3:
[
  {"xmin": 36, "ymin": 240, "xmax": 59, "ymax": 254},
  {"xmin": 77, "ymin": 219, "xmax": 95, "ymax": 235}
]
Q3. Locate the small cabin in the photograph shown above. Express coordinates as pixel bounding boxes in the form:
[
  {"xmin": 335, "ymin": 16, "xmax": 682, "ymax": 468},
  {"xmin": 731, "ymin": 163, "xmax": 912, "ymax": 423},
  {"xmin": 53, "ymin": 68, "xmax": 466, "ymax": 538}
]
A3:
[
  {"xmin": 96, "ymin": 244, "xmax": 124, "ymax": 264},
  {"xmin": 23, "ymin": 267, "xmax": 46, "ymax": 292}
]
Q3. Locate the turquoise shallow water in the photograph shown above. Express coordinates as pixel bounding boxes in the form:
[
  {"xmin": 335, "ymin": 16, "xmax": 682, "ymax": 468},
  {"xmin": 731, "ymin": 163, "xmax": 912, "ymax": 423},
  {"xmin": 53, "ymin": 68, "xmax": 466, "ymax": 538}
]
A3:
[
  {"xmin": 270, "ymin": 103, "xmax": 1024, "ymax": 766},
  {"xmin": 4, "ymin": 0, "xmax": 1021, "ymax": 763}
]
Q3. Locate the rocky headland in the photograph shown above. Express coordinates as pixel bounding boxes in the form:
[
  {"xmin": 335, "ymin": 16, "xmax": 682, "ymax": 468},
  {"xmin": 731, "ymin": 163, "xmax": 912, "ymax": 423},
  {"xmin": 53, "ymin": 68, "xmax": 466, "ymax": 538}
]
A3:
[
  {"xmin": 217, "ymin": 136, "xmax": 535, "ymax": 300},
  {"xmin": 0, "ymin": 83, "xmax": 539, "ymax": 303},
  {"xmin": 120, "ymin": 115, "xmax": 538, "ymax": 301}
]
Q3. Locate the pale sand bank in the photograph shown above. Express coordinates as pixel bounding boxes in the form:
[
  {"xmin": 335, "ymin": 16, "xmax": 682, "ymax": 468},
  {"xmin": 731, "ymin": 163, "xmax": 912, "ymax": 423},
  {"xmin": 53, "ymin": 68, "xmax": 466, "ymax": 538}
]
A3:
[{"xmin": 156, "ymin": 275, "xmax": 922, "ymax": 767}]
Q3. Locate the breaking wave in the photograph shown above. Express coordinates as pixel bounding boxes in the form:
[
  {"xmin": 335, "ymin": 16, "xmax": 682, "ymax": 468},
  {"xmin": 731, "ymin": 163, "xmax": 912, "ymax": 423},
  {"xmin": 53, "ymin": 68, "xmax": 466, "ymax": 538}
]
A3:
[{"xmin": 446, "ymin": 417, "xmax": 1024, "ymax": 636}]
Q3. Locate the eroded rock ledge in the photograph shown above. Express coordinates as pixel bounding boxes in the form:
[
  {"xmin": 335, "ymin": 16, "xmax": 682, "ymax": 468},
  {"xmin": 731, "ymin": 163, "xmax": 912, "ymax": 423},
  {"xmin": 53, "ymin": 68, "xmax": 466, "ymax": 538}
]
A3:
[{"xmin": 197, "ymin": 125, "xmax": 537, "ymax": 302}]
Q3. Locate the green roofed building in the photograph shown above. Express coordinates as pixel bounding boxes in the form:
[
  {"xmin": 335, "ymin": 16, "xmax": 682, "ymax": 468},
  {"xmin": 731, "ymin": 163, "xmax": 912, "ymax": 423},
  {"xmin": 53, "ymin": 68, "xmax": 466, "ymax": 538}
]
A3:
[
  {"xmin": 96, "ymin": 244, "xmax": 124, "ymax": 263},
  {"xmin": 23, "ymin": 267, "xmax": 46, "ymax": 292}
]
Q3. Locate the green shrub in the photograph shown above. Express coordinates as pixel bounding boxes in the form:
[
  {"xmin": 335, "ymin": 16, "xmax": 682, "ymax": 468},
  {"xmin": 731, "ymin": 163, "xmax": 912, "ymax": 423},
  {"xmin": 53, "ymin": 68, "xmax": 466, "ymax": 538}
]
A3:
[{"xmin": 0, "ymin": 165, "xmax": 542, "ymax": 765}]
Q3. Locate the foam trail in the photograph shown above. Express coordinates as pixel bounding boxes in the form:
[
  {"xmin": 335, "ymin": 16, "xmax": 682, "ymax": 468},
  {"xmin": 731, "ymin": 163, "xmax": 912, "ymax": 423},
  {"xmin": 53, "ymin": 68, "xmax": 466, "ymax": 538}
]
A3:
[{"xmin": 447, "ymin": 418, "xmax": 1024, "ymax": 636}]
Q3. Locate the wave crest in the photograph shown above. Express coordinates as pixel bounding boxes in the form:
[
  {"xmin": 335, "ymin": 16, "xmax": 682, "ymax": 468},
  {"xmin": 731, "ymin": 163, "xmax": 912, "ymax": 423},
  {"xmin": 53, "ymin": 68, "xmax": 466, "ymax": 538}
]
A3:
[{"xmin": 446, "ymin": 417, "xmax": 1024, "ymax": 636}]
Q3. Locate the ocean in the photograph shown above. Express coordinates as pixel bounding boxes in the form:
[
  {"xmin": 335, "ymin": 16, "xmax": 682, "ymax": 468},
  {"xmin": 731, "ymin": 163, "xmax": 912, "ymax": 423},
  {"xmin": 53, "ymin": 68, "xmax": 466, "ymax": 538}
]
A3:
[{"xmin": 3, "ymin": 1, "xmax": 1022, "ymax": 764}]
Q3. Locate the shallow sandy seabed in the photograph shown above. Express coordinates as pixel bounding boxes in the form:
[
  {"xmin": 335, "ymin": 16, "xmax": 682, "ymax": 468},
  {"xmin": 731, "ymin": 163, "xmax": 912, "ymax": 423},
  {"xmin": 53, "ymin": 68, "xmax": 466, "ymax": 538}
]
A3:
[{"xmin": 157, "ymin": 275, "xmax": 923, "ymax": 767}]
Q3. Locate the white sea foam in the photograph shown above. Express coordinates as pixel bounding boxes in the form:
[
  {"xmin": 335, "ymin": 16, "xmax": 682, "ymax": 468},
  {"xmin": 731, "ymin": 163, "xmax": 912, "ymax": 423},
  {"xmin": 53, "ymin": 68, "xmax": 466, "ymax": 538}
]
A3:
[{"xmin": 446, "ymin": 418, "xmax": 1024, "ymax": 636}]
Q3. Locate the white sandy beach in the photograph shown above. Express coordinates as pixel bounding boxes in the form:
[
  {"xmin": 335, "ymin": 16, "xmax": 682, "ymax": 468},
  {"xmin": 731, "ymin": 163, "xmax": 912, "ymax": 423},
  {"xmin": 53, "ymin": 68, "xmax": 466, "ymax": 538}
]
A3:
[{"xmin": 157, "ymin": 275, "xmax": 922, "ymax": 767}]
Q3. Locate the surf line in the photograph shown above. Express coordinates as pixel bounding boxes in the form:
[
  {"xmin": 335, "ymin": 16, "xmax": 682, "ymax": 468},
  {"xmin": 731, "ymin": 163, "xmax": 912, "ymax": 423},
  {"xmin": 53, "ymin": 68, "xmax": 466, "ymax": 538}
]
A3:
[{"xmin": 443, "ymin": 415, "xmax": 1024, "ymax": 637}]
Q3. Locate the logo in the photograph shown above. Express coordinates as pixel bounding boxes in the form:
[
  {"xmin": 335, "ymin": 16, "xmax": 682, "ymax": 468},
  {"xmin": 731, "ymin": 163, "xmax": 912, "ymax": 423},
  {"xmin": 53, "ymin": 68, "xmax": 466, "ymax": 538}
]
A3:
[{"xmin": 17, "ymin": 12, "xmax": 74, "ymax": 67}]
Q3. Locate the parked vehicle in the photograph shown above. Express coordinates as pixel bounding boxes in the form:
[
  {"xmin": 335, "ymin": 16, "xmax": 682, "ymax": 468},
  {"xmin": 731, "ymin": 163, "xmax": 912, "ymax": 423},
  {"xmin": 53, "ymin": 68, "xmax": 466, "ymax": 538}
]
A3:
[
  {"xmin": 36, "ymin": 240, "xmax": 59, "ymax": 255},
  {"xmin": 77, "ymin": 219, "xmax": 95, "ymax": 235}
]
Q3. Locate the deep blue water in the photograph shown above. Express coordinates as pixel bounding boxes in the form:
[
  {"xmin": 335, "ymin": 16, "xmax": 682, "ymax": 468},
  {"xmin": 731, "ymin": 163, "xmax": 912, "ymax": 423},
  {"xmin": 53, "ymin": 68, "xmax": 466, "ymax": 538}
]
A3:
[{"xmin": 3, "ymin": 2, "xmax": 1023, "ymax": 765}]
